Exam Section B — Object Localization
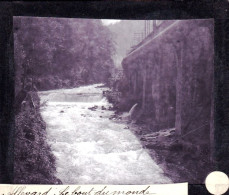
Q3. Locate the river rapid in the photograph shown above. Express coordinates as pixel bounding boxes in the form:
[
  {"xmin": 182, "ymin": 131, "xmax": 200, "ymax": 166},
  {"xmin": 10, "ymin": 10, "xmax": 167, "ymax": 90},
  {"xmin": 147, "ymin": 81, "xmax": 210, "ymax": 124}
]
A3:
[{"xmin": 39, "ymin": 84, "xmax": 171, "ymax": 184}]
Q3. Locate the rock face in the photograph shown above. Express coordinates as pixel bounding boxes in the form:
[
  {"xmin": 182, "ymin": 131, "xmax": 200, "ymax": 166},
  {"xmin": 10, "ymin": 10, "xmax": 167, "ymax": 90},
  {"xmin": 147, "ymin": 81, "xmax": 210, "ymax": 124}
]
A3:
[{"xmin": 122, "ymin": 20, "xmax": 214, "ymax": 153}]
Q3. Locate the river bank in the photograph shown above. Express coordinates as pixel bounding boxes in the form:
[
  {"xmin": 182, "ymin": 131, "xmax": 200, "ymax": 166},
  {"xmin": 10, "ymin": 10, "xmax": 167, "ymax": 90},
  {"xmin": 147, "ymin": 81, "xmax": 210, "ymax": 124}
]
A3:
[
  {"xmin": 104, "ymin": 90, "xmax": 215, "ymax": 184},
  {"xmin": 130, "ymin": 123, "xmax": 214, "ymax": 184},
  {"xmin": 14, "ymin": 91, "xmax": 61, "ymax": 184}
]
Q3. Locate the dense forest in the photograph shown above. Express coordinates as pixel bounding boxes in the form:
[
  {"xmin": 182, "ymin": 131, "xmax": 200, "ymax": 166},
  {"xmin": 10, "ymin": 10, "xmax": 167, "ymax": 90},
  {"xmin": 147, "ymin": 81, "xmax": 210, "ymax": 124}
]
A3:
[
  {"xmin": 14, "ymin": 17, "xmax": 115, "ymax": 93},
  {"xmin": 13, "ymin": 17, "xmax": 115, "ymax": 184}
]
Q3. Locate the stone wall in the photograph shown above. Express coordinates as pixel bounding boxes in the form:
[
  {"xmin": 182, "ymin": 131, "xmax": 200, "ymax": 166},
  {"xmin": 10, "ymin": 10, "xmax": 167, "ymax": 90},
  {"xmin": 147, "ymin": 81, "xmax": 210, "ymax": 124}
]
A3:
[{"xmin": 122, "ymin": 19, "xmax": 214, "ymax": 148}]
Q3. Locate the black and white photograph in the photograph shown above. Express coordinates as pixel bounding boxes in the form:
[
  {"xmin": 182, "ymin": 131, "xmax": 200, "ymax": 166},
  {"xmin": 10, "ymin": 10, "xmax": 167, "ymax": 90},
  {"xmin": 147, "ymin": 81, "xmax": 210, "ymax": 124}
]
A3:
[{"xmin": 13, "ymin": 17, "xmax": 214, "ymax": 185}]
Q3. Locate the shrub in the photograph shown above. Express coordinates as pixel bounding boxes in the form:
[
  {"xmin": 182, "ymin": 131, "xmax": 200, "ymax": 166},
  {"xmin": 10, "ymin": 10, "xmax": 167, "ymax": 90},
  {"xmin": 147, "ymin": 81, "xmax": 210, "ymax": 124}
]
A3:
[{"xmin": 14, "ymin": 92, "xmax": 61, "ymax": 184}]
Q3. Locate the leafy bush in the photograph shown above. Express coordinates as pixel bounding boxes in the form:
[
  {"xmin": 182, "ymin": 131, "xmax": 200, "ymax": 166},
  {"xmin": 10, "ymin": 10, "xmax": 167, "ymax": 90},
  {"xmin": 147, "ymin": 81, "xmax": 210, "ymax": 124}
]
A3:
[
  {"xmin": 14, "ymin": 92, "xmax": 61, "ymax": 184},
  {"xmin": 105, "ymin": 68, "xmax": 137, "ymax": 112}
]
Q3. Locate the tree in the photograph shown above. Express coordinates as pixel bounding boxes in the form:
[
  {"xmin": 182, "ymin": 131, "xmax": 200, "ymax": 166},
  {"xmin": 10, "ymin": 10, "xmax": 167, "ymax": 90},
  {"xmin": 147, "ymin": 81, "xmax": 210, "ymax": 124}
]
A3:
[{"xmin": 14, "ymin": 17, "xmax": 115, "ymax": 91}]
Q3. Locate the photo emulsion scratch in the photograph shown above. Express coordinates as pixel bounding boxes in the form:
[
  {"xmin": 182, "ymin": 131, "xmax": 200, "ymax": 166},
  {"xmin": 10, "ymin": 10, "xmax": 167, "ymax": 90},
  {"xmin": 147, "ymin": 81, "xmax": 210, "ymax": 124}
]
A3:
[{"xmin": 13, "ymin": 17, "xmax": 214, "ymax": 184}]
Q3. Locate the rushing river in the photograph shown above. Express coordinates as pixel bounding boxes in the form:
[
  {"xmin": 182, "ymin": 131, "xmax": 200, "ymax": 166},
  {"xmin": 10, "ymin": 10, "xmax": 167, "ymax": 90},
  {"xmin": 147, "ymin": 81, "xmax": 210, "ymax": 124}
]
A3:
[{"xmin": 39, "ymin": 84, "xmax": 171, "ymax": 184}]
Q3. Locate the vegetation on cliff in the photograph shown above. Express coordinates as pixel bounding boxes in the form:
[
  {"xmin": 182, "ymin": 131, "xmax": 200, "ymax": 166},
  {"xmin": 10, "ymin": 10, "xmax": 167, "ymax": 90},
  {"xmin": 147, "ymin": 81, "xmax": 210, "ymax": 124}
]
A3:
[
  {"xmin": 14, "ymin": 17, "xmax": 115, "ymax": 93},
  {"xmin": 14, "ymin": 92, "xmax": 61, "ymax": 184}
]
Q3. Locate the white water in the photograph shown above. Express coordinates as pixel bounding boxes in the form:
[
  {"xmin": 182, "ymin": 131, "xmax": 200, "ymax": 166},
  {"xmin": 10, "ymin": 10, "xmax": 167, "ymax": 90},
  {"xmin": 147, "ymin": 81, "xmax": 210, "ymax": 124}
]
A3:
[{"xmin": 39, "ymin": 84, "xmax": 171, "ymax": 184}]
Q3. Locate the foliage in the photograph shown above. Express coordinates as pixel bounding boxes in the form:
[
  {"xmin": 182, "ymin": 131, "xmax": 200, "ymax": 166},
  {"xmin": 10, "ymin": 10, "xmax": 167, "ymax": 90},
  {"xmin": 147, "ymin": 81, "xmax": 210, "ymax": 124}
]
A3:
[
  {"xmin": 14, "ymin": 92, "xmax": 61, "ymax": 184},
  {"xmin": 13, "ymin": 17, "xmax": 115, "ymax": 184},
  {"xmin": 13, "ymin": 17, "xmax": 115, "ymax": 183},
  {"xmin": 104, "ymin": 67, "xmax": 133, "ymax": 112},
  {"xmin": 14, "ymin": 17, "xmax": 115, "ymax": 93}
]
